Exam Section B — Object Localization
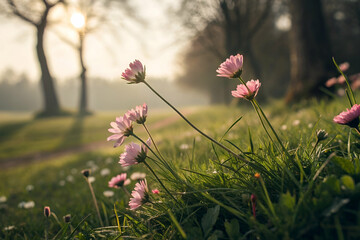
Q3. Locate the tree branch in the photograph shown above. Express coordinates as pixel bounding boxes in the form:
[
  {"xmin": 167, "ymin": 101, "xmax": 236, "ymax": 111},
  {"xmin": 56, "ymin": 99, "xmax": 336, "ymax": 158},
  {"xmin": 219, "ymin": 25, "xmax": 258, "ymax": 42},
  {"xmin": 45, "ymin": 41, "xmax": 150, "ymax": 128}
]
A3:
[{"xmin": 6, "ymin": 0, "xmax": 37, "ymax": 26}]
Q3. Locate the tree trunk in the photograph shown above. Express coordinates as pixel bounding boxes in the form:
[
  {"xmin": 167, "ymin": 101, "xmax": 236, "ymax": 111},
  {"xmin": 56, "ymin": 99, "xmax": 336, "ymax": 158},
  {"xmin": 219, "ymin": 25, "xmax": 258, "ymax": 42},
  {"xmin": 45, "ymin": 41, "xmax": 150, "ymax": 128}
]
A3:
[
  {"xmin": 36, "ymin": 22, "xmax": 61, "ymax": 115},
  {"xmin": 78, "ymin": 32, "xmax": 89, "ymax": 116},
  {"xmin": 285, "ymin": 0, "xmax": 334, "ymax": 103}
]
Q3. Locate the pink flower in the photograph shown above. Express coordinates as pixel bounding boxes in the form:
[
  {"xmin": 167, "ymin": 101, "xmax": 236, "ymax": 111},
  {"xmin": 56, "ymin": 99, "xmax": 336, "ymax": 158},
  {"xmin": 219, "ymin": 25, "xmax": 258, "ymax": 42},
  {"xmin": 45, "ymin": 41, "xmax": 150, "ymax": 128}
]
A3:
[
  {"xmin": 231, "ymin": 79, "xmax": 261, "ymax": 101},
  {"xmin": 129, "ymin": 180, "xmax": 149, "ymax": 210},
  {"xmin": 127, "ymin": 103, "xmax": 148, "ymax": 124},
  {"xmin": 216, "ymin": 54, "xmax": 243, "ymax": 78},
  {"xmin": 121, "ymin": 60, "xmax": 146, "ymax": 83},
  {"xmin": 333, "ymin": 104, "xmax": 360, "ymax": 128},
  {"xmin": 339, "ymin": 62, "xmax": 350, "ymax": 72},
  {"xmin": 152, "ymin": 189, "xmax": 160, "ymax": 194},
  {"xmin": 107, "ymin": 115, "xmax": 133, "ymax": 148},
  {"xmin": 119, "ymin": 138, "xmax": 151, "ymax": 167},
  {"xmin": 108, "ymin": 173, "xmax": 131, "ymax": 188},
  {"xmin": 325, "ymin": 77, "xmax": 338, "ymax": 88}
]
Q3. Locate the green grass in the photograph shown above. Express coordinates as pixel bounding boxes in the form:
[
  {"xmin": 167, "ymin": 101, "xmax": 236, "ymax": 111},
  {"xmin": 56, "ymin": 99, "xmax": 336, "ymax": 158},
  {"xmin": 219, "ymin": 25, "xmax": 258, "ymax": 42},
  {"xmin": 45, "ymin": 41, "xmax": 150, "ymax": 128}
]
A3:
[
  {"xmin": 1, "ymin": 97, "xmax": 360, "ymax": 239},
  {"xmin": 0, "ymin": 110, "xmax": 173, "ymax": 161}
]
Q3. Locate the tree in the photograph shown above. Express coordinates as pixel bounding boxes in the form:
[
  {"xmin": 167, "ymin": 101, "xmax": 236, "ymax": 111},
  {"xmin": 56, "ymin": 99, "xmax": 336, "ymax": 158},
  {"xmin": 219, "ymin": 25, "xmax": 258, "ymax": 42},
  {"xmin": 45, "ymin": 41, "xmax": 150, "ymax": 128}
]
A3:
[
  {"xmin": 53, "ymin": 0, "xmax": 138, "ymax": 115},
  {"xmin": 285, "ymin": 0, "xmax": 334, "ymax": 103},
  {"xmin": 176, "ymin": 0, "xmax": 273, "ymax": 104},
  {"xmin": 3, "ymin": 0, "xmax": 64, "ymax": 116}
]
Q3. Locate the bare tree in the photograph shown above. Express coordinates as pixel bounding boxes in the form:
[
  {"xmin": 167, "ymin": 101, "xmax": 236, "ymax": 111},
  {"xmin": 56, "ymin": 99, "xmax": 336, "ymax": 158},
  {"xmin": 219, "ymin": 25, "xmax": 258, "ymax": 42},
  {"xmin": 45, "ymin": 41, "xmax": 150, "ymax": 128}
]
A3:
[
  {"xmin": 285, "ymin": 0, "xmax": 334, "ymax": 103},
  {"xmin": 53, "ymin": 0, "xmax": 138, "ymax": 116},
  {"xmin": 176, "ymin": 0, "xmax": 273, "ymax": 104},
  {"xmin": 2, "ymin": 0, "xmax": 64, "ymax": 116}
]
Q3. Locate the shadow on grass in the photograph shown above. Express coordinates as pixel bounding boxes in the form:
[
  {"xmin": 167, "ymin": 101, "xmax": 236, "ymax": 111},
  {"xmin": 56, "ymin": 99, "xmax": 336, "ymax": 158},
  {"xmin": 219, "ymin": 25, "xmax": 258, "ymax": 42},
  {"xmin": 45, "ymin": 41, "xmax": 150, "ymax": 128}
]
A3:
[
  {"xmin": 0, "ymin": 121, "xmax": 32, "ymax": 143},
  {"xmin": 56, "ymin": 116, "xmax": 85, "ymax": 150}
]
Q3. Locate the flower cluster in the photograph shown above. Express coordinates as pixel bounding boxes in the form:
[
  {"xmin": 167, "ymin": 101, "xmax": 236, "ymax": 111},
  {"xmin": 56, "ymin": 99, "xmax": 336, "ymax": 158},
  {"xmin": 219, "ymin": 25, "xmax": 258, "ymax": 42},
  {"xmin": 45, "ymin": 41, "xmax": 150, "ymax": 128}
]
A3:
[
  {"xmin": 107, "ymin": 101, "xmax": 161, "ymax": 210},
  {"xmin": 217, "ymin": 54, "xmax": 262, "ymax": 101}
]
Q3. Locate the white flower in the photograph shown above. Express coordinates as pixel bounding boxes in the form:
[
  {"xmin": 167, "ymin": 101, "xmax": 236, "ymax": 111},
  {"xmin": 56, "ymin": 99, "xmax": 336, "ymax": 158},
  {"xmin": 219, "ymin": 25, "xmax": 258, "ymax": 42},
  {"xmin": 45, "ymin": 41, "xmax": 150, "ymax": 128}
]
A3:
[
  {"xmin": 179, "ymin": 144, "xmax": 190, "ymax": 150},
  {"xmin": 105, "ymin": 157, "xmax": 114, "ymax": 164},
  {"xmin": 66, "ymin": 175, "xmax": 74, "ymax": 182},
  {"xmin": 24, "ymin": 201, "xmax": 35, "ymax": 209},
  {"xmin": 59, "ymin": 180, "xmax": 66, "ymax": 186},
  {"xmin": 0, "ymin": 196, "xmax": 7, "ymax": 203},
  {"xmin": 308, "ymin": 123, "xmax": 313, "ymax": 128},
  {"xmin": 100, "ymin": 168, "xmax": 111, "ymax": 176},
  {"xmin": 281, "ymin": 125, "xmax": 287, "ymax": 131},
  {"xmin": 103, "ymin": 191, "xmax": 114, "ymax": 198},
  {"xmin": 130, "ymin": 172, "xmax": 147, "ymax": 181},
  {"xmin": 4, "ymin": 226, "xmax": 15, "ymax": 231},
  {"xmin": 293, "ymin": 119, "xmax": 300, "ymax": 126},
  {"xmin": 71, "ymin": 168, "xmax": 78, "ymax": 174},
  {"xmin": 25, "ymin": 185, "xmax": 34, "ymax": 192},
  {"xmin": 88, "ymin": 176, "xmax": 96, "ymax": 183},
  {"xmin": 87, "ymin": 160, "xmax": 95, "ymax": 166},
  {"xmin": 18, "ymin": 201, "xmax": 35, "ymax": 209},
  {"xmin": 18, "ymin": 201, "xmax": 26, "ymax": 208}
]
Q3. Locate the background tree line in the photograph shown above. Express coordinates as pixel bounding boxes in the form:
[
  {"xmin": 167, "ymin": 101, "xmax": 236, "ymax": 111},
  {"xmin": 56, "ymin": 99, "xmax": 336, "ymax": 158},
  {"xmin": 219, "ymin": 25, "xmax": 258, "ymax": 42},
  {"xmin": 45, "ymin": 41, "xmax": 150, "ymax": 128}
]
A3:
[{"xmin": 174, "ymin": 0, "xmax": 360, "ymax": 104}]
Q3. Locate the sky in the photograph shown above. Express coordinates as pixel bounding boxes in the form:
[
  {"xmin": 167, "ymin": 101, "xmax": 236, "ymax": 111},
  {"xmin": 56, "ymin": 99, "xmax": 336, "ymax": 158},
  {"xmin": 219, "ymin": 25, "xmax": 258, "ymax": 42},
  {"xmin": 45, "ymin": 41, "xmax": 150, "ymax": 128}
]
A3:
[{"xmin": 0, "ymin": 0, "xmax": 185, "ymax": 83}]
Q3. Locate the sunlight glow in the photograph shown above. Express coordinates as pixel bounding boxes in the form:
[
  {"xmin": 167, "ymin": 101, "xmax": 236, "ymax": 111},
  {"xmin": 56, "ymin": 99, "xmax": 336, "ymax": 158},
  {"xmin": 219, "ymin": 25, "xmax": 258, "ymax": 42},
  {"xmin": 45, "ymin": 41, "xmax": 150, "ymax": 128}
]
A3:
[{"xmin": 71, "ymin": 12, "xmax": 85, "ymax": 29}]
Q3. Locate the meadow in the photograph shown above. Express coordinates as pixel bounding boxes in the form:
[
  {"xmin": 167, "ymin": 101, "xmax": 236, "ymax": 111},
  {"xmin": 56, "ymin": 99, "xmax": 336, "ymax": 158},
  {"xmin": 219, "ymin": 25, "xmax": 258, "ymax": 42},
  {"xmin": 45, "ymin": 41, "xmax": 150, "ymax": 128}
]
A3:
[{"xmin": 1, "ymin": 93, "xmax": 359, "ymax": 239}]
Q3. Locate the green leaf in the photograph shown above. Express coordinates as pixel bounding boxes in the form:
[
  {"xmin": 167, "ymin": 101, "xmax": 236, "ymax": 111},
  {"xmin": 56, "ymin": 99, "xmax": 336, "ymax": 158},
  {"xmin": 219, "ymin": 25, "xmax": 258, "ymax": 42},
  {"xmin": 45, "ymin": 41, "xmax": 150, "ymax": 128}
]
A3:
[
  {"xmin": 331, "ymin": 156, "xmax": 355, "ymax": 174},
  {"xmin": 340, "ymin": 175, "xmax": 355, "ymax": 190},
  {"xmin": 279, "ymin": 191, "xmax": 295, "ymax": 210},
  {"xmin": 224, "ymin": 219, "xmax": 240, "ymax": 240},
  {"xmin": 201, "ymin": 205, "xmax": 220, "ymax": 238},
  {"xmin": 323, "ymin": 175, "xmax": 341, "ymax": 195},
  {"xmin": 208, "ymin": 230, "xmax": 224, "ymax": 240},
  {"xmin": 219, "ymin": 116, "xmax": 243, "ymax": 142}
]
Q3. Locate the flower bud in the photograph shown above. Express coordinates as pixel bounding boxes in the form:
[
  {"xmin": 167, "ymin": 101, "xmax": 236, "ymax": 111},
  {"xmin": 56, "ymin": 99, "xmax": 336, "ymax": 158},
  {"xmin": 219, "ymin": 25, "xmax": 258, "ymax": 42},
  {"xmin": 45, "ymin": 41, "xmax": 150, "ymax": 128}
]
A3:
[
  {"xmin": 316, "ymin": 129, "xmax": 328, "ymax": 142},
  {"xmin": 254, "ymin": 173, "xmax": 260, "ymax": 179},
  {"xmin": 63, "ymin": 214, "xmax": 71, "ymax": 223},
  {"xmin": 81, "ymin": 169, "xmax": 91, "ymax": 178},
  {"xmin": 44, "ymin": 206, "xmax": 51, "ymax": 218}
]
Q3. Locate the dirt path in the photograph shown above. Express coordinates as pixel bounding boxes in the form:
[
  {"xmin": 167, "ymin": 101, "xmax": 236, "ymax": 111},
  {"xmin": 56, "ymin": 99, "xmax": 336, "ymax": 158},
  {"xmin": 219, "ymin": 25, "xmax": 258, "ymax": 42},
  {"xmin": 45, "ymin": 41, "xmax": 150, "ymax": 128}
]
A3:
[{"xmin": 0, "ymin": 109, "xmax": 194, "ymax": 170}]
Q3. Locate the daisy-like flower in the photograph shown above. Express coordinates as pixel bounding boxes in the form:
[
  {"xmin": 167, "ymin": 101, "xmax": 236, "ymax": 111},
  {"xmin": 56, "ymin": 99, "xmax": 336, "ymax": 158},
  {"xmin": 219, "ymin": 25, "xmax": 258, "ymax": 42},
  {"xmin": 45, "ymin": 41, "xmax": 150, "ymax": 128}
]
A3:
[
  {"xmin": 107, "ymin": 115, "xmax": 133, "ymax": 148},
  {"xmin": 119, "ymin": 138, "xmax": 151, "ymax": 167},
  {"xmin": 129, "ymin": 180, "xmax": 149, "ymax": 210},
  {"xmin": 231, "ymin": 79, "xmax": 261, "ymax": 101},
  {"xmin": 216, "ymin": 54, "xmax": 243, "ymax": 78},
  {"xmin": 333, "ymin": 104, "xmax": 360, "ymax": 129},
  {"xmin": 121, "ymin": 60, "xmax": 146, "ymax": 83},
  {"xmin": 127, "ymin": 103, "xmax": 148, "ymax": 124},
  {"xmin": 108, "ymin": 173, "xmax": 131, "ymax": 188}
]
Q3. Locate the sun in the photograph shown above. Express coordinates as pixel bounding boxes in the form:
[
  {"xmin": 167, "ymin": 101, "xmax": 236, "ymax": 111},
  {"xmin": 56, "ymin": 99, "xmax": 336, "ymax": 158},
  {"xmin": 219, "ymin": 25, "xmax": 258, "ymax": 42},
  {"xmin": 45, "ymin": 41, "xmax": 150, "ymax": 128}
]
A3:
[{"xmin": 70, "ymin": 12, "xmax": 85, "ymax": 29}]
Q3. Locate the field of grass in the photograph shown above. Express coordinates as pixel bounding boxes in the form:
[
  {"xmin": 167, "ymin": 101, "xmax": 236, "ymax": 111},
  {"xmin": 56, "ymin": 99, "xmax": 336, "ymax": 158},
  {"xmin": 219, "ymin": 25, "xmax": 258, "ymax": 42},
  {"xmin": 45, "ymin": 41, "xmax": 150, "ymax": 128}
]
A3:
[{"xmin": 1, "ymin": 97, "xmax": 360, "ymax": 239}]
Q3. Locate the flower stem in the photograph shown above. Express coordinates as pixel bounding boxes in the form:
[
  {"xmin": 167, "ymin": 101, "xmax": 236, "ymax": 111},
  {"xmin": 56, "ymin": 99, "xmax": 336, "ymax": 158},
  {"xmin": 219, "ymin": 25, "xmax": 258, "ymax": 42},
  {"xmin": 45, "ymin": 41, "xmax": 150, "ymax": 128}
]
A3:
[
  {"xmin": 143, "ymin": 161, "xmax": 179, "ymax": 204},
  {"xmin": 45, "ymin": 218, "xmax": 49, "ymax": 240},
  {"xmin": 259, "ymin": 176, "xmax": 276, "ymax": 218},
  {"xmin": 252, "ymin": 99, "xmax": 289, "ymax": 157},
  {"xmin": 142, "ymin": 123, "xmax": 165, "ymax": 160},
  {"xmin": 121, "ymin": 186, "xmax": 131, "ymax": 197},
  {"xmin": 87, "ymin": 180, "xmax": 104, "ymax": 227},
  {"xmin": 310, "ymin": 140, "xmax": 319, "ymax": 156},
  {"xmin": 143, "ymin": 81, "xmax": 250, "ymax": 164},
  {"xmin": 132, "ymin": 133, "xmax": 180, "ymax": 204}
]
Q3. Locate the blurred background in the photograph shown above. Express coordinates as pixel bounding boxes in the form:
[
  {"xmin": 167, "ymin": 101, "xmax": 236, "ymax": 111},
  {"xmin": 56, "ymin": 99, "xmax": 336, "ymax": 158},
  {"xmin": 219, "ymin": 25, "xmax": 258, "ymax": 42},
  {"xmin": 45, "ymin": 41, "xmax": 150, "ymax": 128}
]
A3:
[{"xmin": 0, "ymin": 0, "xmax": 359, "ymax": 115}]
